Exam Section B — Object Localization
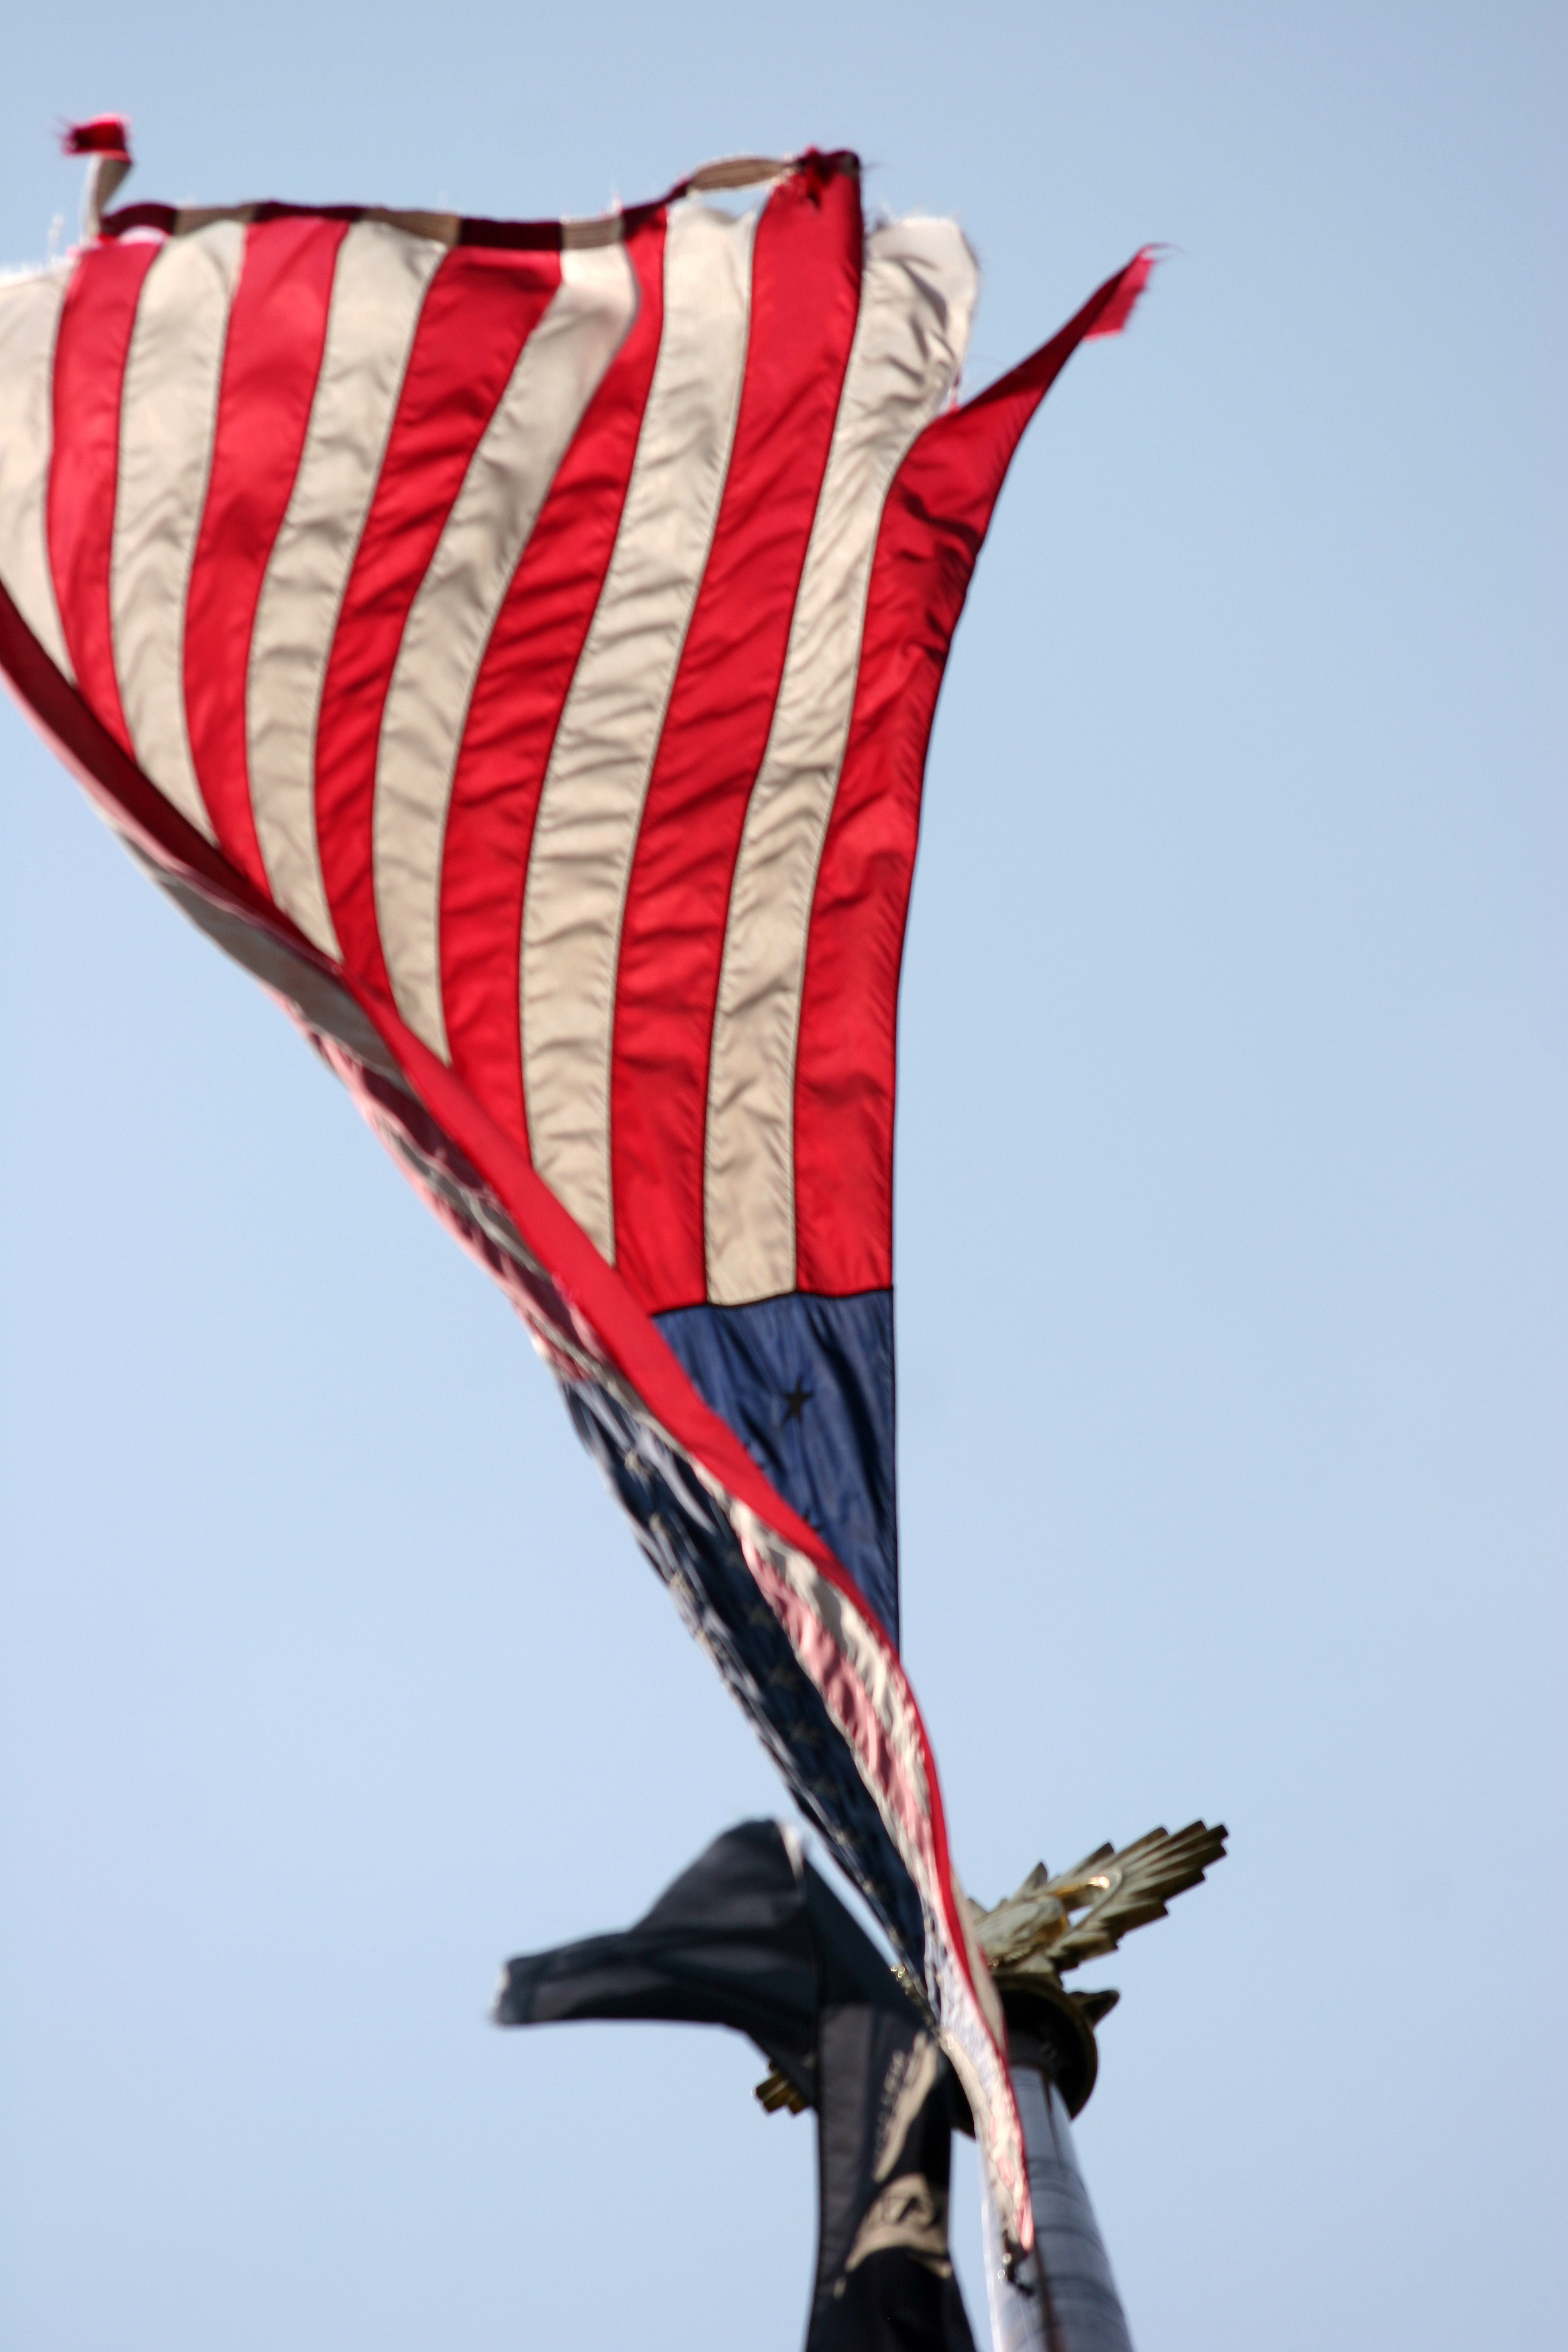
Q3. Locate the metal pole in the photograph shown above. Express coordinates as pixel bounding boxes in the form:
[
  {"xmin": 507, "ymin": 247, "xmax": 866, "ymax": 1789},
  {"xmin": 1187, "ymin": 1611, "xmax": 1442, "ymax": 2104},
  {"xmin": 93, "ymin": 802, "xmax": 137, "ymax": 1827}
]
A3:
[{"xmin": 979, "ymin": 2030, "xmax": 1134, "ymax": 2352}]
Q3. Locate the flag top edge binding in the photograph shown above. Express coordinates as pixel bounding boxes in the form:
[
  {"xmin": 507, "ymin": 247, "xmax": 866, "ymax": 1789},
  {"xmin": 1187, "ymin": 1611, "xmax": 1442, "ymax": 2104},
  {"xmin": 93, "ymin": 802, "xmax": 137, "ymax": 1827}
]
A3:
[{"xmin": 95, "ymin": 149, "xmax": 860, "ymax": 255}]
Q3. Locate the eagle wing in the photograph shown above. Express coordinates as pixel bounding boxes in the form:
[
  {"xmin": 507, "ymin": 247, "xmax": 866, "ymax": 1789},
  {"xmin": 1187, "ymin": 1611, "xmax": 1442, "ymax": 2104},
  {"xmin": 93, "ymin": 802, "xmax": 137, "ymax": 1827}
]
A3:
[{"xmin": 1041, "ymin": 1821, "xmax": 1228, "ymax": 1972}]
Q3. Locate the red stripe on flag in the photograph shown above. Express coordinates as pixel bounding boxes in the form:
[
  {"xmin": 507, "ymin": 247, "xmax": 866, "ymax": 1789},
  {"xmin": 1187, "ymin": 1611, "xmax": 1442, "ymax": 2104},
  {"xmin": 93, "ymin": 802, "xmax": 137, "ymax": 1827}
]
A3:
[
  {"xmin": 436, "ymin": 221, "xmax": 666, "ymax": 1163},
  {"xmin": 793, "ymin": 252, "xmax": 1155, "ymax": 1293},
  {"xmin": 607, "ymin": 166, "xmax": 862, "ymax": 1313},
  {"xmin": 46, "ymin": 238, "xmax": 161, "ymax": 752},
  {"xmin": 313, "ymin": 246, "xmax": 561, "ymax": 1007},
  {"xmin": 185, "ymin": 217, "xmax": 347, "ymax": 891}
]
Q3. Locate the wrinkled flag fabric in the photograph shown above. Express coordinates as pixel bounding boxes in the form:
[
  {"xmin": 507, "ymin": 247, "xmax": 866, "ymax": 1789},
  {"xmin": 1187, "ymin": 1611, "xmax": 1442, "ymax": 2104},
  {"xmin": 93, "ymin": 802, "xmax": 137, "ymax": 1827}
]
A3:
[
  {"xmin": 0, "ymin": 136, "xmax": 1150, "ymax": 2255},
  {"xmin": 497, "ymin": 1818, "xmax": 978, "ymax": 2351}
]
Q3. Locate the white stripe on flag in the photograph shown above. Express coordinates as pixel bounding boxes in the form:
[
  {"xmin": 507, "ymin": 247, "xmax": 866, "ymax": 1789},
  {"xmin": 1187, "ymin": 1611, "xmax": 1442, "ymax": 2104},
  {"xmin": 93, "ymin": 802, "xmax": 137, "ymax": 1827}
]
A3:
[
  {"xmin": 247, "ymin": 223, "xmax": 444, "ymax": 956},
  {"xmin": 702, "ymin": 218, "xmax": 977, "ymax": 1305},
  {"xmin": 522, "ymin": 199, "xmax": 756, "ymax": 1261},
  {"xmin": 0, "ymin": 264, "xmax": 76, "ymax": 679},
  {"xmin": 373, "ymin": 243, "xmax": 637, "ymax": 1057},
  {"xmin": 110, "ymin": 221, "xmax": 246, "ymax": 842}
]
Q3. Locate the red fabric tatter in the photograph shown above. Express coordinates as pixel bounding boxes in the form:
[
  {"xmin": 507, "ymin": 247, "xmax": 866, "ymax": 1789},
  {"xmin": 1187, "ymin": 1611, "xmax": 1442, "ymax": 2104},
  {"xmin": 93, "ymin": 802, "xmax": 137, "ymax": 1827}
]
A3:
[
  {"xmin": 313, "ymin": 245, "xmax": 561, "ymax": 1010},
  {"xmin": 62, "ymin": 117, "xmax": 131, "ymax": 160},
  {"xmin": 793, "ymin": 252, "xmax": 1157, "ymax": 1295},
  {"xmin": 46, "ymin": 238, "xmax": 161, "ymax": 752},
  {"xmin": 184, "ymin": 216, "xmax": 348, "ymax": 893},
  {"xmin": 1085, "ymin": 245, "xmax": 1157, "ymax": 338},
  {"xmin": 607, "ymin": 164, "xmax": 863, "ymax": 1314},
  {"xmin": 436, "ymin": 220, "xmax": 665, "ymax": 1167}
]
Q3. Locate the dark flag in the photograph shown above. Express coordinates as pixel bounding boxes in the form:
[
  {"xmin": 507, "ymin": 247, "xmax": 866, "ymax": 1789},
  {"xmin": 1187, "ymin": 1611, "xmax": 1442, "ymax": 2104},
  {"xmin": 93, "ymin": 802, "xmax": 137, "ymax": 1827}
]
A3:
[{"xmin": 496, "ymin": 1820, "xmax": 979, "ymax": 2351}]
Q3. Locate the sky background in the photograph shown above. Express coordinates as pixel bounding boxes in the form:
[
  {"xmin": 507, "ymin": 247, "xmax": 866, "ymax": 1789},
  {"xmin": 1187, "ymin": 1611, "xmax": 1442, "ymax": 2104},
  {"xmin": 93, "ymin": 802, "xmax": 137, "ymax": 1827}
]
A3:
[{"xmin": 1, "ymin": 5, "xmax": 1563, "ymax": 2347}]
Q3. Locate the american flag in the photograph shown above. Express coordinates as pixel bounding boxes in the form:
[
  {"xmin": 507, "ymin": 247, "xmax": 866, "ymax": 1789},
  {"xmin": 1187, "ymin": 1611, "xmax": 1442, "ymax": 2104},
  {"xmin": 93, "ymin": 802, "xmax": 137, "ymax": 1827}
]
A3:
[{"xmin": 0, "ymin": 132, "xmax": 1150, "ymax": 2260}]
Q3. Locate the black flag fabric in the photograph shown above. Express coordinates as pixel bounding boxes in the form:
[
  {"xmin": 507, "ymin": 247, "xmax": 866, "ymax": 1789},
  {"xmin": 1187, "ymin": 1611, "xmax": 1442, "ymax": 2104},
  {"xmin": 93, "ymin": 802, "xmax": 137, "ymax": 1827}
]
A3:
[{"xmin": 495, "ymin": 1820, "xmax": 977, "ymax": 2351}]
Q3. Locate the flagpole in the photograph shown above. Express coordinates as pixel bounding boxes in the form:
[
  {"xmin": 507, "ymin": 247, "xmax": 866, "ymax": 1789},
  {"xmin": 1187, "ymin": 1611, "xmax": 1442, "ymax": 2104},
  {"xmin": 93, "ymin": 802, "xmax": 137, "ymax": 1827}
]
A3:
[{"xmin": 979, "ymin": 2001, "xmax": 1134, "ymax": 2352}]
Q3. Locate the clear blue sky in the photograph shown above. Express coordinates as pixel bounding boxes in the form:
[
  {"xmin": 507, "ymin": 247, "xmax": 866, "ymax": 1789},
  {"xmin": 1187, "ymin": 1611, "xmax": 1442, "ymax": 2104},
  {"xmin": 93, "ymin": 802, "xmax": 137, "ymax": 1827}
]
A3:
[{"xmin": 1, "ymin": 6, "xmax": 1563, "ymax": 2347}]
